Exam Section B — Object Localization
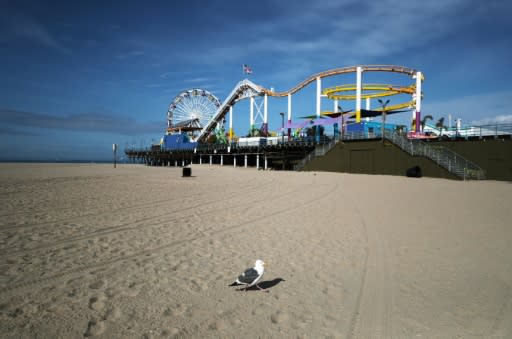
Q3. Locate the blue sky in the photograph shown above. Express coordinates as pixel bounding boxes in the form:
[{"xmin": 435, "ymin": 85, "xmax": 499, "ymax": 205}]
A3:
[{"xmin": 1, "ymin": 0, "xmax": 511, "ymax": 160}]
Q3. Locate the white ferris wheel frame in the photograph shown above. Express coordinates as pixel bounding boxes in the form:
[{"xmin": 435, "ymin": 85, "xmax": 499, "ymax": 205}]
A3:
[{"xmin": 167, "ymin": 89, "xmax": 221, "ymax": 128}]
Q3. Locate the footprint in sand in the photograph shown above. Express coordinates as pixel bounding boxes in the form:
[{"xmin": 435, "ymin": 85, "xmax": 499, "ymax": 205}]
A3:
[
  {"xmin": 89, "ymin": 295, "xmax": 106, "ymax": 311},
  {"xmin": 123, "ymin": 281, "xmax": 140, "ymax": 297},
  {"xmin": 104, "ymin": 287, "xmax": 118, "ymax": 298},
  {"xmin": 165, "ymin": 303, "xmax": 189, "ymax": 317},
  {"xmin": 89, "ymin": 279, "xmax": 105, "ymax": 290},
  {"xmin": 208, "ymin": 320, "xmax": 226, "ymax": 331},
  {"xmin": 163, "ymin": 328, "xmax": 181, "ymax": 336},
  {"xmin": 163, "ymin": 307, "xmax": 173, "ymax": 317},
  {"xmin": 6, "ymin": 257, "xmax": 17, "ymax": 265},
  {"xmin": 189, "ymin": 278, "xmax": 207, "ymax": 292},
  {"xmin": 102, "ymin": 306, "xmax": 121, "ymax": 321},
  {"xmin": 84, "ymin": 319, "xmax": 105, "ymax": 337},
  {"xmin": 293, "ymin": 315, "xmax": 311, "ymax": 330},
  {"xmin": 270, "ymin": 310, "xmax": 289, "ymax": 324},
  {"xmin": 251, "ymin": 304, "xmax": 267, "ymax": 316}
]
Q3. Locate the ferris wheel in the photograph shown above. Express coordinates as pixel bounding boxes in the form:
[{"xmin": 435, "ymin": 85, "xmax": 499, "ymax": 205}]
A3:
[{"xmin": 167, "ymin": 89, "xmax": 221, "ymax": 129}]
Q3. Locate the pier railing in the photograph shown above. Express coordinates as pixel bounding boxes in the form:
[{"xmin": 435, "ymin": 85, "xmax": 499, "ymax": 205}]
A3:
[{"xmin": 435, "ymin": 123, "xmax": 512, "ymax": 139}]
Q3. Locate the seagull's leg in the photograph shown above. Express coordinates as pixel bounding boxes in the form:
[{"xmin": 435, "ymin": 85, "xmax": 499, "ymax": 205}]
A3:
[{"xmin": 256, "ymin": 284, "xmax": 269, "ymax": 293}]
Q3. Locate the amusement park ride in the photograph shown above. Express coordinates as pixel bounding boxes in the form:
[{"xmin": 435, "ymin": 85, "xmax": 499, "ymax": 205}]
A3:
[{"xmin": 164, "ymin": 65, "xmax": 424, "ymax": 148}]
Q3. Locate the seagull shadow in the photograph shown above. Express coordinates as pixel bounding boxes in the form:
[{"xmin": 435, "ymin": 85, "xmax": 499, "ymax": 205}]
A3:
[{"xmin": 236, "ymin": 278, "xmax": 286, "ymax": 292}]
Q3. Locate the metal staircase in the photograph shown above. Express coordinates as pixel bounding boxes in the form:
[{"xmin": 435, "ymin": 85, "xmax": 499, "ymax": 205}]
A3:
[
  {"xmin": 294, "ymin": 139, "xmax": 338, "ymax": 171},
  {"xmin": 386, "ymin": 132, "xmax": 486, "ymax": 180}
]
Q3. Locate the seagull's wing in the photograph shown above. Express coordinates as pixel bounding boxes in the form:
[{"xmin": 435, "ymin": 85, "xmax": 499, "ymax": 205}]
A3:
[{"xmin": 236, "ymin": 267, "xmax": 260, "ymax": 284}]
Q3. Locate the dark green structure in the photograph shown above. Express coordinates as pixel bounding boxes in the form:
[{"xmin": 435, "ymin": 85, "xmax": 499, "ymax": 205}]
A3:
[
  {"xmin": 437, "ymin": 139, "xmax": 512, "ymax": 181},
  {"xmin": 303, "ymin": 139, "xmax": 512, "ymax": 181}
]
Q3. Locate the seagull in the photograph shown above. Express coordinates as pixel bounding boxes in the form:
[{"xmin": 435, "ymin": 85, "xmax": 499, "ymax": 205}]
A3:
[{"xmin": 229, "ymin": 260, "xmax": 267, "ymax": 292}]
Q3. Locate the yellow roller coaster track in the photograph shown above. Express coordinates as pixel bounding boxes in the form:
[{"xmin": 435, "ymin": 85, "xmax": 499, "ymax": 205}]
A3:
[
  {"xmin": 323, "ymin": 83, "xmax": 416, "ymax": 112},
  {"xmin": 323, "ymin": 83, "xmax": 416, "ymax": 99},
  {"xmin": 261, "ymin": 64, "xmax": 423, "ymax": 97}
]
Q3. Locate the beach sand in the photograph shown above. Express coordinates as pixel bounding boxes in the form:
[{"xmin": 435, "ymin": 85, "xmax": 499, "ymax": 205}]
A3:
[{"xmin": 0, "ymin": 163, "xmax": 511, "ymax": 338}]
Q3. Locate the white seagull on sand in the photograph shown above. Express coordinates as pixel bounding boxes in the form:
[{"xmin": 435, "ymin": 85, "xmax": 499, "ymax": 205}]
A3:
[{"xmin": 229, "ymin": 260, "xmax": 267, "ymax": 292}]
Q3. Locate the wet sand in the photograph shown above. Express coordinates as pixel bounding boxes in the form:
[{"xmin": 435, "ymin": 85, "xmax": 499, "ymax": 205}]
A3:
[{"xmin": 0, "ymin": 163, "xmax": 511, "ymax": 338}]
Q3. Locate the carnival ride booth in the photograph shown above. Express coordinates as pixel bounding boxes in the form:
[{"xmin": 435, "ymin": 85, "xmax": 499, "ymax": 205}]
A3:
[{"xmin": 162, "ymin": 133, "xmax": 197, "ymax": 150}]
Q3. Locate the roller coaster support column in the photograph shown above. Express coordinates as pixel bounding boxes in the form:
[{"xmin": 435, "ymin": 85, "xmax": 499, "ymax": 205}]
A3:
[
  {"xmin": 229, "ymin": 106, "xmax": 233, "ymax": 142},
  {"xmin": 366, "ymin": 97, "xmax": 371, "ymax": 110},
  {"xmin": 250, "ymin": 96, "xmax": 255, "ymax": 136},
  {"xmin": 287, "ymin": 94, "xmax": 292, "ymax": 139},
  {"xmin": 356, "ymin": 66, "xmax": 362, "ymax": 122},
  {"xmin": 316, "ymin": 77, "xmax": 321, "ymax": 143},
  {"xmin": 414, "ymin": 71, "xmax": 422, "ymax": 133},
  {"xmin": 333, "ymin": 102, "xmax": 339, "ymax": 141},
  {"xmin": 263, "ymin": 94, "xmax": 268, "ymax": 136}
]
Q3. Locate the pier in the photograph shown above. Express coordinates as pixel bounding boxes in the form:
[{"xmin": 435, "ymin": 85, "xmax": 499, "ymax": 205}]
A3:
[{"xmin": 125, "ymin": 139, "xmax": 318, "ymax": 170}]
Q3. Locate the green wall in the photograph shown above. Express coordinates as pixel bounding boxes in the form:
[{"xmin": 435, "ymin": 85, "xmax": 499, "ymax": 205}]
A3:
[
  {"xmin": 437, "ymin": 139, "xmax": 512, "ymax": 181},
  {"xmin": 304, "ymin": 139, "xmax": 511, "ymax": 180}
]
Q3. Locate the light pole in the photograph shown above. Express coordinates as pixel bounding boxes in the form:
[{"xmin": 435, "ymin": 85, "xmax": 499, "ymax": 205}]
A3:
[
  {"xmin": 337, "ymin": 105, "xmax": 343, "ymax": 142},
  {"xmin": 112, "ymin": 143, "xmax": 117, "ymax": 168},
  {"xmin": 280, "ymin": 112, "xmax": 285, "ymax": 144},
  {"xmin": 378, "ymin": 99, "xmax": 389, "ymax": 142},
  {"xmin": 280, "ymin": 112, "xmax": 285, "ymax": 170}
]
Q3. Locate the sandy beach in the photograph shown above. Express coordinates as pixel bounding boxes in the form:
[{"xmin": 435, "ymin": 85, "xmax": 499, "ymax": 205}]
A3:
[{"xmin": 0, "ymin": 163, "xmax": 511, "ymax": 338}]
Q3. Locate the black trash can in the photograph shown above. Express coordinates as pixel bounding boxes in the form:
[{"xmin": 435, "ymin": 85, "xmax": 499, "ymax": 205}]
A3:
[
  {"xmin": 182, "ymin": 167, "xmax": 192, "ymax": 177},
  {"xmin": 406, "ymin": 166, "xmax": 422, "ymax": 178}
]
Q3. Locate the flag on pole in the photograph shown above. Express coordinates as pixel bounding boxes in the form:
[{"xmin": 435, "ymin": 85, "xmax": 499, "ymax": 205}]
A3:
[{"xmin": 242, "ymin": 64, "xmax": 253, "ymax": 74}]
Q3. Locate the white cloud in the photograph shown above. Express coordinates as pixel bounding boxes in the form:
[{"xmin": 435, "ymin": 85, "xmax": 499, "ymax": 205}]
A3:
[
  {"xmin": 471, "ymin": 115, "xmax": 512, "ymax": 125},
  {"xmin": 1, "ymin": 10, "xmax": 70, "ymax": 53},
  {"xmin": 422, "ymin": 90, "xmax": 512, "ymax": 125},
  {"xmin": 160, "ymin": 70, "xmax": 196, "ymax": 79},
  {"xmin": 184, "ymin": 77, "xmax": 211, "ymax": 83},
  {"xmin": 0, "ymin": 108, "xmax": 162, "ymax": 135},
  {"xmin": 180, "ymin": 0, "xmax": 481, "ymax": 77},
  {"xmin": 160, "ymin": 71, "xmax": 175, "ymax": 79}
]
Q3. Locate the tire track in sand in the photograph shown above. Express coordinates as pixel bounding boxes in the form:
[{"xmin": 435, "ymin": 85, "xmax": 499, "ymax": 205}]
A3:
[
  {"xmin": 0, "ymin": 171, "xmax": 258, "ymax": 230},
  {"xmin": 347, "ymin": 205, "xmax": 394, "ymax": 339},
  {"xmin": 1, "ymin": 181, "xmax": 331, "ymax": 294},
  {"xmin": 0, "ymin": 179, "xmax": 274, "ymax": 255}
]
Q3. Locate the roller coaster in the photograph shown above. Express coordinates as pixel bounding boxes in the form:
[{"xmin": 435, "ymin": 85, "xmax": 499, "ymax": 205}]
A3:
[{"xmin": 165, "ymin": 65, "xmax": 424, "ymax": 143}]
